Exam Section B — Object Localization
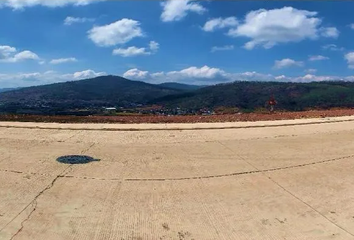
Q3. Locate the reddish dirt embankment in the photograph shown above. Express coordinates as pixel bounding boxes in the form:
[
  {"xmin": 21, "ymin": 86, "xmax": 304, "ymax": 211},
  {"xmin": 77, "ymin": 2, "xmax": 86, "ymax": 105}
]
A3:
[{"xmin": 0, "ymin": 109, "xmax": 354, "ymax": 124}]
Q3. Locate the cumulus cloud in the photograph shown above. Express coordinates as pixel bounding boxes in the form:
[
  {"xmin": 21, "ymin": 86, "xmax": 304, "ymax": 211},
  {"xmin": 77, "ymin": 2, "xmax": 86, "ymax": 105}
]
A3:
[
  {"xmin": 211, "ymin": 45, "xmax": 234, "ymax": 52},
  {"xmin": 305, "ymin": 68, "xmax": 317, "ymax": 73},
  {"xmin": 171, "ymin": 65, "xmax": 227, "ymax": 79},
  {"xmin": 122, "ymin": 66, "xmax": 354, "ymax": 85},
  {"xmin": 70, "ymin": 69, "xmax": 106, "ymax": 79},
  {"xmin": 113, "ymin": 41, "xmax": 159, "ymax": 57},
  {"xmin": 50, "ymin": 57, "xmax": 78, "ymax": 64},
  {"xmin": 149, "ymin": 41, "xmax": 159, "ymax": 52},
  {"xmin": 345, "ymin": 52, "xmax": 354, "ymax": 69},
  {"xmin": 88, "ymin": 18, "xmax": 143, "ymax": 47},
  {"xmin": 0, "ymin": 45, "xmax": 39, "ymax": 63},
  {"xmin": 124, "ymin": 66, "xmax": 228, "ymax": 84},
  {"xmin": 226, "ymin": 7, "xmax": 339, "ymax": 50},
  {"xmin": 0, "ymin": 45, "xmax": 16, "ymax": 58},
  {"xmin": 320, "ymin": 27, "xmax": 339, "ymax": 38},
  {"xmin": 64, "ymin": 16, "xmax": 95, "ymax": 25},
  {"xmin": 203, "ymin": 17, "xmax": 238, "ymax": 32},
  {"xmin": 3, "ymin": 67, "xmax": 354, "ymax": 88},
  {"xmin": 112, "ymin": 47, "xmax": 150, "ymax": 57},
  {"xmin": 294, "ymin": 74, "xmax": 339, "ymax": 82},
  {"xmin": 273, "ymin": 58, "xmax": 304, "ymax": 69},
  {"xmin": 322, "ymin": 44, "xmax": 344, "ymax": 51},
  {"xmin": 123, "ymin": 68, "xmax": 149, "ymax": 80},
  {"xmin": 0, "ymin": 0, "xmax": 103, "ymax": 9},
  {"xmin": 0, "ymin": 69, "xmax": 106, "ymax": 88},
  {"xmin": 308, "ymin": 55, "xmax": 329, "ymax": 61},
  {"xmin": 123, "ymin": 66, "xmax": 273, "ymax": 84},
  {"xmin": 161, "ymin": 0, "xmax": 206, "ymax": 22}
]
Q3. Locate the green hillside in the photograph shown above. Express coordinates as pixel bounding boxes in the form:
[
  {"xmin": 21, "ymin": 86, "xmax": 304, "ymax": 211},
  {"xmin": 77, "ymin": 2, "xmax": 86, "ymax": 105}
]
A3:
[{"xmin": 153, "ymin": 81, "xmax": 354, "ymax": 111}]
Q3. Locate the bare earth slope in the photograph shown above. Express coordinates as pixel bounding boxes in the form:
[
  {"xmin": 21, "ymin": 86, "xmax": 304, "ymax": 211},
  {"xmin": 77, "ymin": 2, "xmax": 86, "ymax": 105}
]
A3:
[{"xmin": 1, "ymin": 117, "xmax": 354, "ymax": 239}]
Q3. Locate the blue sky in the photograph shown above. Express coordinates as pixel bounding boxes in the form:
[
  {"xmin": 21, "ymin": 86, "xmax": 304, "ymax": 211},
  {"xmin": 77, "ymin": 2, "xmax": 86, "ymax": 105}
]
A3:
[{"xmin": 1, "ymin": 0, "xmax": 354, "ymax": 87}]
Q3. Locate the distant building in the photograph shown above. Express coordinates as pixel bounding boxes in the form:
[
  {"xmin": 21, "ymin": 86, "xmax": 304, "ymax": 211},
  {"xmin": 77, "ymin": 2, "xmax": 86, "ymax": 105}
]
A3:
[
  {"xmin": 105, "ymin": 107, "xmax": 117, "ymax": 111},
  {"xmin": 104, "ymin": 107, "xmax": 117, "ymax": 114}
]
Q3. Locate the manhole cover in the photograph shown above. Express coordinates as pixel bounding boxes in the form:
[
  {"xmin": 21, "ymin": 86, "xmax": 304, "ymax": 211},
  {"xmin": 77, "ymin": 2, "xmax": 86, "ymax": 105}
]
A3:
[{"xmin": 56, "ymin": 155, "xmax": 100, "ymax": 164}]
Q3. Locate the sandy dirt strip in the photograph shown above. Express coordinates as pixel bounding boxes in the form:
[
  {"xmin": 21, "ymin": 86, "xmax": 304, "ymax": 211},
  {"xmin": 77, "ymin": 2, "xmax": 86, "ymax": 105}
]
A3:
[{"xmin": 1, "ymin": 117, "xmax": 354, "ymax": 239}]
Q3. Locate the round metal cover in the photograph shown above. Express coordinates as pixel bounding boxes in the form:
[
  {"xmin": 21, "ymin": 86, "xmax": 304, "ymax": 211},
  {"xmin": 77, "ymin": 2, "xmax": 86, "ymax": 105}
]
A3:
[{"xmin": 56, "ymin": 155, "xmax": 100, "ymax": 164}]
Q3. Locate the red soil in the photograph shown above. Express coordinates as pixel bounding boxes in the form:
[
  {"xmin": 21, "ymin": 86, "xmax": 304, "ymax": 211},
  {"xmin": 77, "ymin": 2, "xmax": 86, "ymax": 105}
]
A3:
[{"xmin": 0, "ymin": 109, "xmax": 354, "ymax": 124}]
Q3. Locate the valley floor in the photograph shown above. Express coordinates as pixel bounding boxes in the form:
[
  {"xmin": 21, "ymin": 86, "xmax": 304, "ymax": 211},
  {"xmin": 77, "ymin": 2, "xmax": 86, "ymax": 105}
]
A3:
[{"xmin": 1, "ymin": 118, "xmax": 354, "ymax": 239}]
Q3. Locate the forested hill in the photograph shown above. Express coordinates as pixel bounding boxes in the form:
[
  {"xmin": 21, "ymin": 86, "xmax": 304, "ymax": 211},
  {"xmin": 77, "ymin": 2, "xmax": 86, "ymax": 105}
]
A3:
[
  {"xmin": 0, "ymin": 76, "xmax": 182, "ymax": 108},
  {"xmin": 152, "ymin": 81, "xmax": 354, "ymax": 111},
  {"xmin": 2, "ymin": 77, "xmax": 354, "ymax": 112}
]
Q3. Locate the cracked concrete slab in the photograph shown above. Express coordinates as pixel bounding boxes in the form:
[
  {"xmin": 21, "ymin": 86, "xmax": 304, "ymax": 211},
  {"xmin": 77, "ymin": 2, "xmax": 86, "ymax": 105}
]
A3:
[{"xmin": 1, "ymin": 118, "xmax": 354, "ymax": 239}]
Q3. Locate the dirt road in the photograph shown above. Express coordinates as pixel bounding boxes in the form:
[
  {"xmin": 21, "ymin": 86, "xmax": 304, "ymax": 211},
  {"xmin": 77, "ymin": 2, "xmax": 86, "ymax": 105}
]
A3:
[{"xmin": 1, "ymin": 118, "xmax": 354, "ymax": 239}]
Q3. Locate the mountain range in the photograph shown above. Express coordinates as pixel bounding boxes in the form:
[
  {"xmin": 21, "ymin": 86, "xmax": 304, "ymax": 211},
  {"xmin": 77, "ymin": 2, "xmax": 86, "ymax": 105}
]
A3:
[
  {"xmin": 0, "ymin": 88, "xmax": 17, "ymax": 93},
  {"xmin": 1, "ymin": 75, "xmax": 354, "ymax": 114}
]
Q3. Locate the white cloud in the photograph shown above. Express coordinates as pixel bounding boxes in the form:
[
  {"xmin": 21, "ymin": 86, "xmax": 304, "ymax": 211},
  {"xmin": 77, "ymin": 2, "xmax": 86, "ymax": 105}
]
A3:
[
  {"xmin": 275, "ymin": 75, "xmax": 287, "ymax": 80},
  {"xmin": 123, "ymin": 68, "xmax": 149, "ymax": 80},
  {"xmin": 308, "ymin": 55, "xmax": 329, "ymax": 61},
  {"xmin": 0, "ymin": 45, "xmax": 39, "ymax": 63},
  {"xmin": 13, "ymin": 51, "xmax": 39, "ymax": 61},
  {"xmin": 50, "ymin": 57, "xmax": 78, "ymax": 64},
  {"xmin": 113, "ymin": 41, "xmax": 159, "ymax": 57},
  {"xmin": 273, "ymin": 58, "xmax": 304, "ymax": 69},
  {"xmin": 149, "ymin": 41, "xmax": 159, "ymax": 52},
  {"xmin": 64, "ymin": 16, "xmax": 95, "ymax": 26},
  {"xmin": 320, "ymin": 27, "xmax": 339, "ymax": 38},
  {"xmin": 293, "ymin": 74, "xmax": 338, "ymax": 82},
  {"xmin": 122, "ymin": 66, "xmax": 354, "ymax": 85},
  {"xmin": 345, "ymin": 52, "xmax": 354, "ymax": 69},
  {"xmin": 112, "ymin": 47, "xmax": 150, "ymax": 57},
  {"xmin": 203, "ymin": 17, "xmax": 238, "ymax": 32},
  {"xmin": 0, "ymin": 0, "xmax": 103, "ymax": 9},
  {"xmin": 0, "ymin": 69, "xmax": 106, "ymax": 88},
  {"xmin": 71, "ymin": 69, "xmax": 106, "ymax": 79},
  {"xmin": 227, "ymin": 7, "xmax": 337, "ymax": 50},
  {"xmin": 124, "ymin": 66, "xmax": 229, "ymax": 84},
  {"xmin": 349, "ymin": 24, "xmax": 354, "ymax": 30},
  {"xmin": 322, "ymin": 44, "xmax": 344, "ymax": 51},
  {"xmin": 0, "ymin": 45, "xmax": 16, "ymax": 58},
  {"xmin": 305, "ymin": 68, "xmax": 317, "ymax": 73},
  {"xmin": 211, "ymin": 45, "xmax": 234, "ymax": 52},
  {"xmin": 88, "ymin": 18, "xmax": 143, "ymax": 47},
  {"xmin": 172, "ymin": 65, "xmax": 226, "ymax": 78},
  {"xmin": 3, "ymin": 67, "xmax": 354, "ymax": 88},
  {"xmin": 234, "ymin": 71, "xmax": 274, "ymax": 82},
  {"xmin": 161, "ymin": 0, "xmax": 206, "ymax": 22}
]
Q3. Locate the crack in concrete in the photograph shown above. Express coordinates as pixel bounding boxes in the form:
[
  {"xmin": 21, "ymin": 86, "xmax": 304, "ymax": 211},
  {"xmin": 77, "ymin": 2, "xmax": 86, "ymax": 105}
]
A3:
[
  {"xmin": 1, "ymin": 154, "xmax": 354, "ymax": 183},
  {"xmin": 64, "ymin": 130, "xmax": 83, "ymax": 142},
  {"xmin": 220, "ymin": 141, "xmax": 354, "ymax": 238},
  {"xmin": 80, "ymin": 142, "xmax": 96, "ymax": 155},
  {"xmin": 1, "ymin": 142, "xmax": 98, "ymax": 239},
  {"xmin": 124, "ymin": 154, "xmax": 354, "ymax": 182},
  {"xmin": 266, "ymin": 174, "xmax": 354, "ymax": 237},
  {"xmin": 0, "ymin": 169, "xmax": 50, "ymax": 177},
  {"xmin": 9, "ymin": 201, "xmax": 37, "ymax": 240},
  {"xmin": 0, "ymin": 166, "xmax": 71, "ymax": 239}
]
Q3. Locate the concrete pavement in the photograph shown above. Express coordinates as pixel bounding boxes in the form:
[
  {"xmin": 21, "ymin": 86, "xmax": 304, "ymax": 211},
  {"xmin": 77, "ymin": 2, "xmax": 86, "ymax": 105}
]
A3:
[{"xmin": 1, "ymin": 117, "xmax": 354, "ymax": 239}]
